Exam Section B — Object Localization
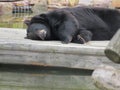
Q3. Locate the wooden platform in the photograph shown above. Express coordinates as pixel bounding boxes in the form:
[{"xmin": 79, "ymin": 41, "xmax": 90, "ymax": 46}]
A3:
[
  {"xmin": 0, "ymin": 28, "xmax": 119, "ymax": 70},
  {"xmin": 0, "ymin": 64, "xmax": 98, "ymax": 90}
]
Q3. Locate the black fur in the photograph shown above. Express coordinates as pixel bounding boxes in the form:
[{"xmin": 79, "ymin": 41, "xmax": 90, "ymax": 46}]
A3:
[{"xmin": 25, "ymin": 7, "xmax": 120, "ymax": 44}]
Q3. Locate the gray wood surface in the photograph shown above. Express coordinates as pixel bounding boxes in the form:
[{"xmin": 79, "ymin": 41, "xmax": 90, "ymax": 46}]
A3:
[
  {"xmin": 92, "ymin": 65, "xmax": 120, "ymax": 90},
  {"xmin": 0, "ymin": 28, "xmax": 119, "ymax": 70},
  {"xmin": 105, "ymin": 29, "xmax": 120, "ymax": 63},
  {"xmin": 0, "ymin": 64, "xmax": 98, "ymax": 90}
]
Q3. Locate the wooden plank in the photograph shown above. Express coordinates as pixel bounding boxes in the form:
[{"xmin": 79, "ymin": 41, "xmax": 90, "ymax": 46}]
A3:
[
  {"xmin": 0, "ymin": 64, "xmax": 98, "ymax": 90},
  {"xmin": 0, "ymin": 28, "xmax": 119, "ymax": 70}
]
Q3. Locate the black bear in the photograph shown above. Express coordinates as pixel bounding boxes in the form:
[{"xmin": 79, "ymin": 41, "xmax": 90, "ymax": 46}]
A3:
[{"xmin": 25, "ymin": 6, "xmax": 120, "ymax": 44}]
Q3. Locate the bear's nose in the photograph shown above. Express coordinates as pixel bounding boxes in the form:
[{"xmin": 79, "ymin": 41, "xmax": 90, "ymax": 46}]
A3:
[{"xmin": 36, "ymin": 29, "xmax": 47, "ymax": 40}]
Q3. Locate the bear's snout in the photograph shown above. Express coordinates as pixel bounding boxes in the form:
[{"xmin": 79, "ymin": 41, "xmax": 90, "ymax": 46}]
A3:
[{"xmin": 36, "ymin": 29, "xmax": 47, "ymax": 40}]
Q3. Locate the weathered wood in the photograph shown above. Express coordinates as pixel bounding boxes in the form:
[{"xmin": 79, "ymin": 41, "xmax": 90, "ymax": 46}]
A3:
[
  {"xmin": 92, "ymin": 65, "xmax": 120, "ymax": 90},
  {"xmin": 0, "ymin": 64, "xmax": 98, "ymax": 90},
  {"xmin": 105, "ymin": 29, "xmax": 120, "ymax": 63},
  {"xmin": 0, "ymin": 28, "xmax": 120, "ymax": 70}
]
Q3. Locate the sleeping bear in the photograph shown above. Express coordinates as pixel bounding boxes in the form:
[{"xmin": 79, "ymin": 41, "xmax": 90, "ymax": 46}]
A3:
[{"xmin": 25, "ymin": 6, "xmax": 120, "ymax": 44}]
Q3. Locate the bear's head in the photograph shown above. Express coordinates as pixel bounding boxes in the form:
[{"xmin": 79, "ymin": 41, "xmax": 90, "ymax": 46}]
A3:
[{"xmin": 24, "ymin": 14, "xmax": 51, "ymax": 40}]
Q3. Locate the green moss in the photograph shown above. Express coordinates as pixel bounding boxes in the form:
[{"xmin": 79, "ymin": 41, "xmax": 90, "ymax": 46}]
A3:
[
  {"xmin": 0, "ymin": 14, "xmax": 32, "ymax": 29},
  {"xmin": 0, "ymin": 22, "xmax": 26, "ymax": 29}
]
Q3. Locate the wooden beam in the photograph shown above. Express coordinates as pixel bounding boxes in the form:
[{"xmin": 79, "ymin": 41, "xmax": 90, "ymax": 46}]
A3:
[
  {"xmin": 0, "ymin": 28, "xmax": 120, "ymax": 70},
  {"xmin": 105, "ymin": 29, "xmax": 120, "ymax": 63},
  {"xmin": 0, "ymin": 65, "xmax": 96, "ymax": 90}
]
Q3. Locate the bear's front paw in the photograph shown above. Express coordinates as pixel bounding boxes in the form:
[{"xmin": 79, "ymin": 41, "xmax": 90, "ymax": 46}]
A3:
[
  {"xmin": 61, "ymin": 36, "xmax": 72, "ymax": 44},
  {"xmin": 77, "ymin": 35, "xmax": 87, "ymax": 44}
]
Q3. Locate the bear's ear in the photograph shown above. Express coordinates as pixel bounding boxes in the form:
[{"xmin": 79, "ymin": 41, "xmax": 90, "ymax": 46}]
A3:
[
  {"xmin": 31, "ymin": 14, "xmax": 47, "ymax": 23},
  {"xmin": 24, "ymin": 20, "xmax": 31, "ymax": 26},
  {"xmin": 39, "ymin": 14, "xmax": 47, "ymax": 19}
]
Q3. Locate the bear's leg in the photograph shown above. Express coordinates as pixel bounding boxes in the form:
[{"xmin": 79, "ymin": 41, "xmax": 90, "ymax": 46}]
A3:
[
  {"xmin": 56, "ymin": 22, "xmax": 77, "ymax": 44},
  {"xmin": 92, "ymin": 28, "xmax": 111, "ymax": 40},
  {"xmin": 59, "ymin": 34, "xmax": 73, "ymax": 44},
  {"xmin": 73, "ymin": 29, "xmax": 93, "ymax": 44}
]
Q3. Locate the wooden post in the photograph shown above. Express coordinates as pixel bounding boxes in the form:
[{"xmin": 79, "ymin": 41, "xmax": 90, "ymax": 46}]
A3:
[
  {"xmin": 105, "ymin": 29, "xmax": 120, "ymax": 63},
  {"xmin": 92, "ymin": 65, "xmax": 120, "ymax": 90}
]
